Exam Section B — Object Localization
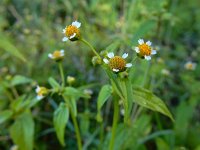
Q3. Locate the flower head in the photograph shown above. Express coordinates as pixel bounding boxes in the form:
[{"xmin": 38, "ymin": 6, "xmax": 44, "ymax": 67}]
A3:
[
  {"xmin": 184, "ymin": 61, "xmax": 197, "ymax": 70},
  {"xmin": 67, "ymin": 76, "xmax": 75, "ymax": 85},
  {"xmin": 161, "ymin": 69, "xmax": 170, "ymax": 76},
  {"xmin": 35, "ymin": 86, "xmax": 48, "ymax": 100},
  {"xmin": 48, "ymin": 50, "xmax": 64, "ymax": 61},
  {"xmin": 103, "ymin": 52, "xmax": 132, "ymax": 72},
  {"xmin": 62, "ymin": 21, "xmax": 81, "ymax": 42},
  {"xmin": 135, "ymin": 39, "xmax": 157, "ymax": 60}
]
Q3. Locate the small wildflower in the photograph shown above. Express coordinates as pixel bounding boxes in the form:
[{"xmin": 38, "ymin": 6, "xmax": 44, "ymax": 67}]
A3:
[
  {"xmin": 103, "ymin": 52, "xmax": 132, "ymax": 72},
  {"xmin": 161, "ymin": 69, "xmax": 170, "ymax": 76},
  {"xmin": 135, "ymin": 39, "xmax": 157, "ymax": 60},
  {"xmin": 10, "ymin": 145, "xmax": 18, "ymax": 150},
  {"xmin": 35, "ymin": 86, "xmax": 48, "ymax": 100},
  {"xmin": 62, "ymin": 21, "xmax": 81, "ymax": 42},
  {"xmin": 83, "ymin": 89, "xmax": 93, "ymax": 95},
  {"xmin": 67, "ymin": 76, "xmax": 75, "ymax": 85},
  {"xmin": 48, "ymin": 50, "xmax": 64, "ymax": 61},
  {"xmin": 184, "ymin": 61, "xmax": 197, "ymax": 70}
]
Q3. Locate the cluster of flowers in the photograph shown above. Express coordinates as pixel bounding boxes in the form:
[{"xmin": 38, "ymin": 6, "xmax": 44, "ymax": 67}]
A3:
[{"xmin": 35, "ymin": 20, "xmax": 197, "ymax": 99}]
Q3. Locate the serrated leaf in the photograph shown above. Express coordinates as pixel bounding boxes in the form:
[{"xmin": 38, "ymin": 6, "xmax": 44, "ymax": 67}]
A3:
[
  {"xmin": 97, "ymin": 84, "xmax": 112, "ymax": 111},
  {"xmin": 9, "ymin": 113, "xmax": 34, "ymax": 150},
  {"xmin": 11, "ymin": 75, "xmax": 33, "ymax": 86},
  {"xmin": 48, "ymin": 77, "xmax": 60, "ymax": 88},
  {"xmin": 132, "ymin": 86, "xmax": 174, "ymax": 121},
  {"xmin": 0, "ymin": 110, "xmax": 13, "ymax": 124},
  {"xmin": 53, "ymin": 102, "xmax": 69, "ymax": 146}
]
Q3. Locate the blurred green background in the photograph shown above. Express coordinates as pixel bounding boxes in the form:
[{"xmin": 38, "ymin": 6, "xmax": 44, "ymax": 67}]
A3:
[{"xmin": 0, "ymin": 0, "xmax": 200, "ymax": 150}]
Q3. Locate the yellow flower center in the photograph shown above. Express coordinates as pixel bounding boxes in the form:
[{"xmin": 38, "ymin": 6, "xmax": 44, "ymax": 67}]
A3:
[
  {"xmin": 186, "ymin": 63, "xmax": 193, "ymax": 70},
  {"xmin": 38, "ymin": 87, "xmax": 48, "ymax": 96},
  {"xmin": 109, "ymin": 56, "xmax": 126, "ymax": 71},
  {"xmin": 53, "ymin": 51, "xmax": 63, "ymax": 58},
  {"xmin": 65, "ymin": 25, "xmax": 80, "ymax": 38},
  {"xmin": 138, "ymin": 44, "xmax": 151, "ymax": 56}
]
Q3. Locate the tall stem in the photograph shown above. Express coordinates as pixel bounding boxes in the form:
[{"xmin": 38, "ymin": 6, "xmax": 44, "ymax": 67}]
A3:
[
  {"xmin": 58, "ymin": 62, "xmax": 65, "ymax": 88},
  {"xmin": 109, "ymin": 99, "xmax": 119, "ymax": 150},
  {"xmin": 70, "ymin": 111, "xmax": 82, "ymax": 150},
  {"xmin": 80, "ymin": 38, "xmax": 101, "ymax": 58},
  {"xmin": 142, "ymin": 61, "xmax": 151, "ymax": 87}
]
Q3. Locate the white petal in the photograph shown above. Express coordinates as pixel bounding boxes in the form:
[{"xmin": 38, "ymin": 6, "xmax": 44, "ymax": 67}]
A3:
[
  {"xmin": 35, "ymin": 86, "xmax": 40, "ymax": 93},
  {"xmin": 135, "ymin": 47, "xmax": 140, "ymax": 53},
  {"xmin": 103, "ymin": 58, "xmax": 109, "ymax": 64},
  {"xmin": 113, "ymin": 68, "xmax": 119, "ymax": 72},
  {"xmin": 69, "ymin": 33, "xmax": 76, "ymax": 39},
  {"xmin": 122, "ymin": 53, "xmax": 128, "ymax": 59},
  {"xmin": 62, "ymin": 37, "xmax": 68, "ymax": 42},
  {"xmin": 146, "ymin": 41, "xmax": 152, "ymax": 46},
  {"xmin": 62, "ymin": 29, "xmax": 66, "ymax": 33},
  {"xmin": 60, "ymin": 50, "xmax": 65, "ymax": 56},
  {"xmin": 72, "ymin": 21, "xmax": 81, "ymax": 28},
  {"xmin": 151, "ymin": 50, "xmax": 157, "ymax": 55},
  {"xmin": 37, "ymin": 95, "xmax": 43, "ymax": 100},
  {"xmin": 48, "ymin": 53, "xmax": 53, "ymax": 59},
  {"xmin": 138, "ymin": 39, "xmax": 144, "ymax": 45},
  {"xmin": 107, "ymin": 52, "xmax": 114, "ymax": 58},
  {"xmin": 144, "ymin": 55, "xmax": 151, "ymax": 60},
  {"xmin": 126, "ymin": 63, "xmax": 132, "ymax": 68}
]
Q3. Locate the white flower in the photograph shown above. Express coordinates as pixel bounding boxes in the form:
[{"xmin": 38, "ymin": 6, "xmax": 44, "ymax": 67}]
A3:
[
  {"xmin": 48, "ymin": 50, "xmax": 64, "ymax": 61},
  {"xmin": 103, "ymin": 52, "xmax": 132, "ymax": 72},
  {"xmin": 161, "ymin": 69, "xmax": 170, "ymax": 76},
  {"xmin": 135, "ymin": 39, "xmax": 157, "ymax": 60},
  {"xmin": 184, "ymin": 61, "xmax": 197, "ymax": 70},
  {"xmin": 35, "ymin": 86, "xmax": 48, "ymax": 100},
  {"xmin": 62, "ymin": 21, "xmax": 81, "ymax": 42}
]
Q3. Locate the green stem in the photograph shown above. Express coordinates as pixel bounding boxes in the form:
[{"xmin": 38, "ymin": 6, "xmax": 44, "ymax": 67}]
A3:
[
  {"xmin": 80, "ymin": 38, "xmax": 101, "ymax": 58},
  {"xmin": 98, "ymin": 122, "xmax": 104, "ymax": 150},
  {"xmin": 133, "ymin": 61, "xmax": 151, "ymax": 121},
  {"xmin": 142, "ymin": 61, "xmax": 151, "ymax": 87},
  {"xmin": 58, "ymin": 62, "xmax": 65, "ymax": 88},
  {"xmin": 109, "ymin": 99, "xmax": 119, "ymax": 150},
  {"xmin": 11, "ymin": 86, "xmax": 19, "ymax": 98},
  {"xmin": 70, "ymin": 111, "xmax": 83, "ymax": 150}
]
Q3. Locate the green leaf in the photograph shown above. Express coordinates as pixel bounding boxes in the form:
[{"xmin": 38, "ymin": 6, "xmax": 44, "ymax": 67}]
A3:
[
  {"xmin": 11, "ymin": 75, "xmax": 33, "ymax": 86},
  {"xmin": 132, "ymin": 86, "xmax": 174, "ymax": 121},
  {"xmin": 62, "ymin": 96, "xmax": 77, "ymax": 117},
  {"xmin": 9, "ymin": 113, "xmax": 34, "ymax": 150},
  {"xmin": 0, "ymin": 110, "xmax": 13, "ymax": 124},
  {"xmin": 155, "ymin": 138, "xmax": 170, "ymax": 150},
  {"xmin": 48, "ymin": 77, "xmax": 60, "ymax": 89},
  {"xmin": 10, "ymin": 95, "xmax": 29, "ymax": 112},
  {"xmin": 53, "ymin": 102, "xmax": 69, "ymax": 146},
  {"xmin": 64, "ymin": 87, "xmax": 89, "ymax": 100},
  {"xmin": 0, "ymin": 34, "xmax": 26, "ymax": 62},
  {"xmin": 97, "ymin": 84, "xmax": 112, "ymax": 111}
]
